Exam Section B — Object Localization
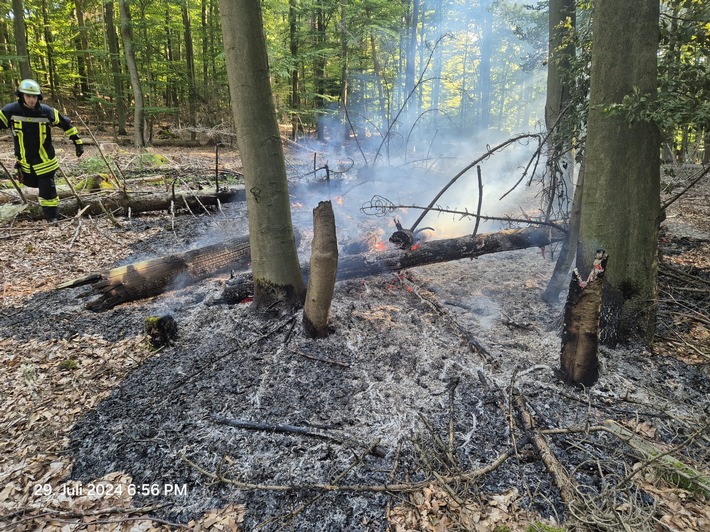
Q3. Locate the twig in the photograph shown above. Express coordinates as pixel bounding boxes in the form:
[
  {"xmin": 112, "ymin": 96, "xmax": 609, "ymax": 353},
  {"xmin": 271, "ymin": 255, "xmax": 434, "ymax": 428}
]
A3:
[
  {"xmin": 513, "ymin": 390, "xmax": 577, "ymax": 503},
  {"xmin": 472, "ymin": 166, "xmax": 483, "ymax": 237},
  {"xmin": 6, "ymin": 503, "xmax": 173, "ymax": 524},
  {"xmin": 0, "ymin": 159, "xmax": 27, "ymax": 204},
  {"xmin": 661, "ymin": 164, "xmax": 710, "ymax": 211},
  {"xmin": 293, "ymin": 348, "xmax": 350, "ymax": 367},
  {"xmin": 74, "ymin": 112, "xmax": 127, "ymax": 191},
  {"xmin": 447, "ymin": 377, "xmax": 460, "ymax": 466},
  {"xmin": 408, "ymin": 133, "xmax": 541, "ymax": 233},
  {"xmin": 255, "ymin": 440, "xmax": 383, "ymax": 531},
  {"xmin": 179, "ymin": 441, "xmax": 518, "ymax": 494},
  {"xmin": 57, "ymin": 166, "xmax": 84, "ymax": 207},
  {"xmin": 211, "ymin": 414, "xmax": 386, "ymax": 457}
]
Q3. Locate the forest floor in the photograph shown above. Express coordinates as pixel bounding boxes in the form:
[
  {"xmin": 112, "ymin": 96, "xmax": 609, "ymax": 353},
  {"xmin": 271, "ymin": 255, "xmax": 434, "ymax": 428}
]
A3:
[{"xmin": 1, "ymin": 139, "xmax": 709, "ymax": 532}]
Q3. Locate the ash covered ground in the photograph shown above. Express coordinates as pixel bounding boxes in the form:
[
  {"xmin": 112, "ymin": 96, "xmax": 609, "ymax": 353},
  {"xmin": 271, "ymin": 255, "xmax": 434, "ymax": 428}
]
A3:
[{"xmin": 2, "ymin": 153, "xmax": 710, "ymax": 531}]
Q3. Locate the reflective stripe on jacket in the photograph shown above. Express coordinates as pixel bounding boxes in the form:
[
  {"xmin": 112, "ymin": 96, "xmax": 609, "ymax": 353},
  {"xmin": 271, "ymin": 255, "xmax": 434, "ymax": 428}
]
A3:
[{"xmin": 0, "ymin": 101, "xmax": 80, "ymax": 176}]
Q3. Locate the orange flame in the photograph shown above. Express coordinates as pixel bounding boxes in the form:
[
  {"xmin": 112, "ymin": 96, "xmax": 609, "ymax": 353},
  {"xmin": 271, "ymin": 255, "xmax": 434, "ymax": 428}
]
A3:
[{"xmin": 336, "ymin": 196, "xmax": 343, "ymax": 205}]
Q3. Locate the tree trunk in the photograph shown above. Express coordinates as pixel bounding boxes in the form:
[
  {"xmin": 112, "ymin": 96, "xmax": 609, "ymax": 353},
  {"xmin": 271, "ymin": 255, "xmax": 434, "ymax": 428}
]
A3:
[
  {"xmin": 219, "ymin": 0, "xmax": 306, "ymax": 310},
  {"xmin": 60, "ymin": 225, "xmax": 565, "ymax": 312},
  {"xmin": 75, "ymin": 0, "xmax": 93, "ymax": 98},
  {"xmin": 543, "ymin": 160, "xmax": 585, "ymax": 304},
  {"xmin": 41, "ymin": 0, "xmax": 57, "ymax": 98},
  {"xmin": 11, "ymin": 0, "xmax": 32, "ymax": 79},
  {"xmin": 580, "ymin": 0, "xmax": 660, "ymax": 347},
  {"xmin": 289, "ymin": 0, "xmax": 300, "ymax": 140},
  {"xmin": 303, "ymin": 201, "xmax": 338, "ymax": 338},
  {"xmin": 478, "ymin": 0, "xmax": 493, "ymax": 131},
  {"xmin": 105, "ymin": 1, "xmax": 128, "ymax": 136},
  {"xmin": 118, "ymin": 0, "xmax": 146, "ymax": 147},
  {"xmin": 182, "ymin": 0, "xmax": 198, "ymax": 141}
]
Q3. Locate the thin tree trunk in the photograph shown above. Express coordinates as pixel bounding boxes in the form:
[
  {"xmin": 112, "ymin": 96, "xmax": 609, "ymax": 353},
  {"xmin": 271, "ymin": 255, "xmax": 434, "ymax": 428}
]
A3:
[
  {"xmin": 182, "ymin": 0, "xmax": 198, "ymax": 141},
  {"xmin": 11, "ymin": 0, "xmax": 32, "ymax": 79},
  {"xmin": 41, "ymin": 0, "xmax": 57, "ymax": 98},
  {"xmin": 478, "ymin": 0, "xmax": 493, "ymax": 131},
  {"xmin": 75, "ymin": 0, "xmax": 93, "ymax": 97},
  {"xmin": 105, "ymin": 1, "xmax": 128, "ymax": 136},
  {"xmin": 118, "ymin": 0, "xmax": 146, "ymax": 147},
  {"xmin": 220, "ymin": 0, "xmax": 306, "ymax": 310}
]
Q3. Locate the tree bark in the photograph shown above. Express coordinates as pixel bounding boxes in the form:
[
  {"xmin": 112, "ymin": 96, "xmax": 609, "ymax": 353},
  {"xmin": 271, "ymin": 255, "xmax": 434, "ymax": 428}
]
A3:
[
  {"xmin": 542, "ymin": 160, "xmax": 584, "ymax": 304},
  {"xmin": 580, "ymin": 0, "xmax": 660, "ymax": 346},
  {"xmin": 303, "ymin": 201, "xmax": 338, "ymax": 338},
  {"xmin": 105, "ymin": 1, "xmax": 128, "ymax": 136},
  {"xmin": 59, "ymin": 225, "xmax": 565, "ymax": 311},
  {"xmin": 559, "ymin": 250, "xmax": 607, "ymax": 387}
]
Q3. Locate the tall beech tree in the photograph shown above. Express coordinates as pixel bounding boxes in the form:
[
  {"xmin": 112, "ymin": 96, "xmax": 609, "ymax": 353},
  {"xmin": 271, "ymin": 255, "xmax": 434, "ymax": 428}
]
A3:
[{"xmin": 219, "ymin": 0, "xmax": 306, "ymax": 310}]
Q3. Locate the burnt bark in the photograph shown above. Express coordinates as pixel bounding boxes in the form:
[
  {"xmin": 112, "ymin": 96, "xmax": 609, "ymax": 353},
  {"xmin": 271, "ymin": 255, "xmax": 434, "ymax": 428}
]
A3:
[
  {"xmin": 559, "ymin": 251, "xmax": 608, "ymax": 387},
  {"xmin": 303, "ymin": 201, "xmax": 338, "ymax": 338},
  {"xmin": 58, "ymin": 236, "xmax": 251, "ymax": 311}
]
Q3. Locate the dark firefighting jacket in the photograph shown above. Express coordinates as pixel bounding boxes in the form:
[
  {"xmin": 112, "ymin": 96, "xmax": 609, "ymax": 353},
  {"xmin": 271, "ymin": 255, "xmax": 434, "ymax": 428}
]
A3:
[{"xmin": 0, "ymin": 101, "xmax": 81, "ymax": 176}]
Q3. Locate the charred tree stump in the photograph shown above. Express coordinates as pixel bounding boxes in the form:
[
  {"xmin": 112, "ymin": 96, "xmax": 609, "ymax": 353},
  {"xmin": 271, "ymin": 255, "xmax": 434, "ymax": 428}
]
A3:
[
  {"xmin": 559, "ymin": 249, "xmax": 608, "ymax": 387},
  {"xmin": 303, "ymin": 201, "xmax": 338, "ymax": 338}
]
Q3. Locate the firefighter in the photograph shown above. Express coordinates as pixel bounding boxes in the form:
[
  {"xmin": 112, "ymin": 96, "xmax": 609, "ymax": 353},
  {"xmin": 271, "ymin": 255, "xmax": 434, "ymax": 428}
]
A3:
[{"xmin": 0, "ymin": 79, "xmax": 84, "ymax": 222}]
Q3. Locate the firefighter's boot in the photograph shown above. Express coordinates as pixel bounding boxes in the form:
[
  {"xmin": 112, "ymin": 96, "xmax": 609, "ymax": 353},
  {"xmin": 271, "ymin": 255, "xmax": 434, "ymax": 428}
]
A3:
[{"xmin": 42, "ymin": 206, "xmax": 58, "ymax": 222}]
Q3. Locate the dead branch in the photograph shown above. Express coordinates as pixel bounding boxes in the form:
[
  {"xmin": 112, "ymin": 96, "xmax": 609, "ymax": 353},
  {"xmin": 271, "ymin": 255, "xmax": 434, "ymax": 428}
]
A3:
[
  {"xmin": 179, "ymin": 438, "xmax": 521, "ymax": 494},
  {"xmin": 211, "ymin": 415, "xmax": 386, "ymax": 458},
  {"xmin": 512, "ymin": 391, "xmax": 577, "ymax": 503},
  {"xmin": 601, "ymin": 419, "xmax": 710, "ymax": 497},
  {"xmin": 661, "ymin": 164, "xmax": 710, "ymax": 211}
]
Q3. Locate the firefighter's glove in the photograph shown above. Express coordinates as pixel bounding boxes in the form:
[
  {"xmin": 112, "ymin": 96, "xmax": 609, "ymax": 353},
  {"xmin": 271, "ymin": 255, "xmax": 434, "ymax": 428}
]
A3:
[{"xmin": 75, "ymin": 142, "xmax": 84, "ymax": 158}]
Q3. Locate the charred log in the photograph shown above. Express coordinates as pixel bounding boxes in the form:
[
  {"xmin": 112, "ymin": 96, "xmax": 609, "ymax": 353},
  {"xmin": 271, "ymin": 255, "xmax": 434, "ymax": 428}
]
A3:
[
  {"xmin": 221, "ymin": 225, "xmax": 566, "ymax": 304},
  {"xmin": 57, "ymin": 236, "xmax": 252, "ymax": 311}
]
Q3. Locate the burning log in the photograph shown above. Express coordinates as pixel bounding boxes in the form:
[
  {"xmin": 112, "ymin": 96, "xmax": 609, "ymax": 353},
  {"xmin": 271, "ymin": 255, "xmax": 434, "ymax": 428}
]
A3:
[
  {"xmin": 221, "ymin": 225, "xmax": 566, "ymax": 304},
  {"xmin": 60, "ymin": 224, "xmax": 564, "ymax": 312},
  {"xmin": 335, "ymin": 225, "xmax": 564, "ymax": 280}
]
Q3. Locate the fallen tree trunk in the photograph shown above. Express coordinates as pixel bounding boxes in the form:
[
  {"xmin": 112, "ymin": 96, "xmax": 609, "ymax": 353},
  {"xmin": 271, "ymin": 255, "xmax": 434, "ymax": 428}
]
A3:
[
  {"xmin": 58, "ymin": 224, "xmax": 564, "ymax": 311},
  {"xmin": 58, "ymin": 235, "xmax": 252, "ymax": 311},
  {"xmin": 1, "ymin": 186, "xmax": 245, "ymax": 221}
]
